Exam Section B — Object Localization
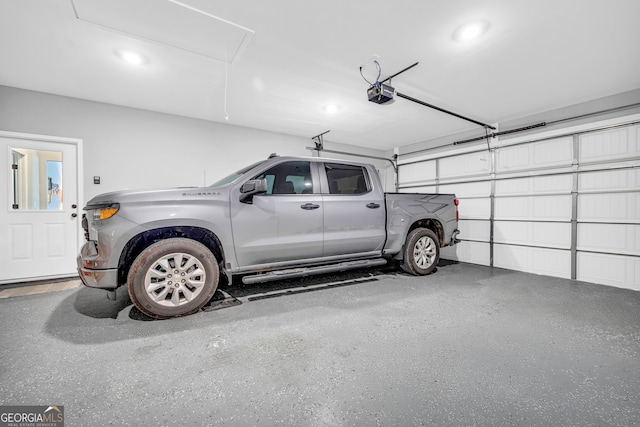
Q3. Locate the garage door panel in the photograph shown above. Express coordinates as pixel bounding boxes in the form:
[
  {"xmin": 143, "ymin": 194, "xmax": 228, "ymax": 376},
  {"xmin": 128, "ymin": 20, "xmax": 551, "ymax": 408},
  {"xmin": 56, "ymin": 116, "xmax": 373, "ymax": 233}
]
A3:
[
  {"xmin": 442, "ymin": 240, "xmax": 489, "ymax": 266},
  {"xmin": 458, "ymin": 198, "xmax": 491, "ymax": 219},
  {"xmin": 494, "ymin": 244, "xmax": 527, "ymax": 272},
  {"xmin": 495, "ymin": 197, "xmax": 529, "ymax": 219},
  {"xmin": 494, "ymin": 245, "xmax": 571, "ymax": 278},
  {"xmin": 579, "ymin": 168, "xmax": 640, "ymax": 192},
  {"xmin": 531, "ymin": 247, "xmax": 571, "ymax": 278},
  {"xmin": 496, "ymin": 137, "xmax": 573, "ymax": 172},
  {"xmin": 398, "ymin": 161, "xmax": 436, "ymax": 186},
  {"xmin": 533, "ymin": 138, "xmax": 573, "ymax": 167},
  {"xmin": 577, "ymin": 252, "xmax": 640, "ymax": 291},
  {"xmin": 579, "ymin": 125, "xmax": 639, "ymax": 164},
  {"xmin": 578, "ymin": 193, "xmax": 640, "ymax": 223},
  {"xmin": 494, "ymin": 221, "xmax": 571, "ymax": 249},
  {"xmin": 577, "ymin": 223, "xmax": 640, "ymax": 256},
  {"xmin": 439, "ymin": 152, "xmax": 490, "ymax": 179},
  {"xmin": 495, "ymin": 175, "xmax": 572, "ymax": 196},
  {"xmin": 495, "ymin": 195, "xmax": 572, "ymax": 221},
  {"xmin": 439, "ymin": 181, "xmax": 491, "ymax": 198},
  {"xmin": 496, "ymin": 144, "xmax": 530, "ymax": 171},
  {"xmin": 399, "ymin": 185, "xmax": 436, "ymax": 193},
  {"xmin": 458, "ymin": 219, "xmax": 490, "ymax": 242},
  {"xmin": 533, "ymin": 195, "xmax": 572, "ymax": 219}
]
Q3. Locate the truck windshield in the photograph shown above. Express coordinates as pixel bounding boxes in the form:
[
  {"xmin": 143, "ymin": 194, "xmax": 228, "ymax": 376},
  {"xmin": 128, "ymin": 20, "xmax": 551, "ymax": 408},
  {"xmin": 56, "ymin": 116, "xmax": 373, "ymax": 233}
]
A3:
[{"xmin": 209, "ymin": 160, "xmax": 266, "ymax": 187}]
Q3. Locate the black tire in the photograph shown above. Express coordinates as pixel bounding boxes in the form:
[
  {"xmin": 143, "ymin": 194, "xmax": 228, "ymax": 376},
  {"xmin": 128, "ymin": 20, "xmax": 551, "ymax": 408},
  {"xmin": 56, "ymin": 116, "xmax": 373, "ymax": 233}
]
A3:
[
  {"xmin": 127, "ymin": 238, "xmax": 219, "ymax": 319},
  {"xmin": 401, "ymin": 228, "xmax": 440, "ymax": 276}
]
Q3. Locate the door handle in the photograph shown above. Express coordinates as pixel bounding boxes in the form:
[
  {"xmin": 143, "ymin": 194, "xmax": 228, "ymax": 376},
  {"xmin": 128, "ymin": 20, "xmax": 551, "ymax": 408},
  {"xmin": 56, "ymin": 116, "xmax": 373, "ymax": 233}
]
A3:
[
  {"xmin": 71, "ymin": 213, "xmax": 78, "ymax": 218},
  {"xmin": 300, "ymin": 203, "xmax": 320, "ymax": 210},
  {"xmin": 366, "ymin": 203, "xmax": 381, "ymax": 209}
]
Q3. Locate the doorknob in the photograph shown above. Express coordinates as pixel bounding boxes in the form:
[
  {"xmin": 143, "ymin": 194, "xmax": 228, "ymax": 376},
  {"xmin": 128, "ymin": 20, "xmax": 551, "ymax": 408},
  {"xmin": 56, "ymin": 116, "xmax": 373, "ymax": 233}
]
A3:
[
  {"xmin": 71, "ymin": 213, "xmax": 78, "ymax": 218},
  {"xmin": 72, "ymin": 204, "xmax": 77, "ymax": 209}
]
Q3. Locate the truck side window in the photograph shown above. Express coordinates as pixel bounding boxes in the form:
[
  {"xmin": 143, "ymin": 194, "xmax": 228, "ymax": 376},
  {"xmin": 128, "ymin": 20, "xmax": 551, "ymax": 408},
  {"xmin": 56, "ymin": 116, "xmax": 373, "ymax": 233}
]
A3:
[
  {"xmin": 254, "ymin": 161, "xmax": 313, "ymax": 195},
  {"xmin": 325, "ymin": 163, "xmax": 370, "ymax": 194}
]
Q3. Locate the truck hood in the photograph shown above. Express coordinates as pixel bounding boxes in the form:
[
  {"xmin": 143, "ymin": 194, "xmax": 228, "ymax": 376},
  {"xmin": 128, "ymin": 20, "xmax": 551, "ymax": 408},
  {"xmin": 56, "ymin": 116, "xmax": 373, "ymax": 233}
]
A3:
[{"xmin": 85, "ymin": 186, "xmax": 230, "ymax": 207}]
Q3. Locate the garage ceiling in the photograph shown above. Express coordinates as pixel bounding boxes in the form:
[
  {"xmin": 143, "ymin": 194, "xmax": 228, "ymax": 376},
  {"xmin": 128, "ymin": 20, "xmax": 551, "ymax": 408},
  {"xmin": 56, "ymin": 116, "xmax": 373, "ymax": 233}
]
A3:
[{"xmin": 1, "ymin": 0, "xmax": 639, "ymax": 150}]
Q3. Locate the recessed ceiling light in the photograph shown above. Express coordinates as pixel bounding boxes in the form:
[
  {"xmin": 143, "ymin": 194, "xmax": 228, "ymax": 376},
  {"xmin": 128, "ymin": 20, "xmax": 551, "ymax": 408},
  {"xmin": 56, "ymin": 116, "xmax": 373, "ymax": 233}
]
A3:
[
  {"xmin": 324, "ymin": 104, "xmax": 339, "ymax": 114},
  {"xmin": 453, "ymin": 21, "xmax": 489, "ymax": 42},
  {"xmin": 115, "ymin": 49, "xmax": 148, "ymax": 65},
  {"xmin": 323, "ymin": 104, "xmax": 344, "ymax": 115}
]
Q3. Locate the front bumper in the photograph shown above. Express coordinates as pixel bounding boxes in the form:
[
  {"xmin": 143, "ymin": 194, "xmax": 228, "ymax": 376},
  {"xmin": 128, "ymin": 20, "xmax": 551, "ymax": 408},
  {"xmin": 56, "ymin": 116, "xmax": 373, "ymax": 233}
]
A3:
[
  {"xmin": 77, "ymin": 265, "xmax": 119, "ymax": 290},
  {"xmin": 77, "ymin": 240, "xmax": 119, "ymax": 290}
]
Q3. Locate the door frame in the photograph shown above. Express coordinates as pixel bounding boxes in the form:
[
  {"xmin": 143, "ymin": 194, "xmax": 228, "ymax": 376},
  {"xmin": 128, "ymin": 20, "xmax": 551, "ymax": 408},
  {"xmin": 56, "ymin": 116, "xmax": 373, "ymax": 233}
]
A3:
[{"xmin": 1, "ymin": 130, "xmax": 84, "ymax": 282}]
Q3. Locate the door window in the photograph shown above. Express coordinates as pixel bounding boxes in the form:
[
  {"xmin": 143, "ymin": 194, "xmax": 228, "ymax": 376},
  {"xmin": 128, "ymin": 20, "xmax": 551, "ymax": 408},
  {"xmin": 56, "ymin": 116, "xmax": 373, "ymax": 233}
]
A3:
[
  {"xmin": 324, "ymin": 163, "xmax": 370, "ymax": 194},
  {"xmin": 10, "ymin": 148, "xmax": 64, "ymax": 211},
  {"xmin": 254, "ymin": 161, "xmax": 313, "ymax": 195}
]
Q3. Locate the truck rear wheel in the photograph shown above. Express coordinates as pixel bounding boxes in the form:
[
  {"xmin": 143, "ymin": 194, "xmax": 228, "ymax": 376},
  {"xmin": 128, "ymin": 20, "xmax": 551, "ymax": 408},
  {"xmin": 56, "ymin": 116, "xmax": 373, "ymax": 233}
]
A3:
[
  {"xmin": 127, "ymin": 238, "xmax": 219, "ymax": 319},
  {"xmin": 401, "ymin": 228, "xmax": 440, "ymax": 276}
]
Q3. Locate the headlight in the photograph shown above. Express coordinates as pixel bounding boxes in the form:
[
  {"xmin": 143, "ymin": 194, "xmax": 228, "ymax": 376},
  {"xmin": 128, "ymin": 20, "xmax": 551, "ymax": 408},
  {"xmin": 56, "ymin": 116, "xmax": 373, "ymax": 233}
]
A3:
[
  {"xmin": 85, "ymin": 202, "xmax": 120, "ymax": 221},
  {"xmin": 93, "ymin": 206, "xmax": 119, "ymax": 220}
]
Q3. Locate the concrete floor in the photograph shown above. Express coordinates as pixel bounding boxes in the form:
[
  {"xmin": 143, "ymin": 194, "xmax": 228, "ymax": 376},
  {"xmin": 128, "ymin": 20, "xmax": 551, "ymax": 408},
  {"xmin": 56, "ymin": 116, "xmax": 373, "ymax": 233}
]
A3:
[{"xmin": 1, "ymin": 261, "xmax": 639, "ymax": 426}]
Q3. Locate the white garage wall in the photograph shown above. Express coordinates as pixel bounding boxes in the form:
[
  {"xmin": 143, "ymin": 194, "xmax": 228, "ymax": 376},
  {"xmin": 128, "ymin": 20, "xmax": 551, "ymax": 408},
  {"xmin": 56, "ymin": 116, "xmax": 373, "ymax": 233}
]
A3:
[
  {"xmin": 397, "ymin": 111, "xmax": 640, "ymax": 291},
  {"xmin": 0, "ymin": 86, "xmax": 389, "ymax": 202}
]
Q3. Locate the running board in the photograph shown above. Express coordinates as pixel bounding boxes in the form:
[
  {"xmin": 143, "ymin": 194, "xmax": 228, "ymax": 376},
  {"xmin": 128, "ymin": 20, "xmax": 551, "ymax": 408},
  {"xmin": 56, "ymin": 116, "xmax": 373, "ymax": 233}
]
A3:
[{"xmin": 241, "ymin": 258, "xmax": 388, "ymax": 285}]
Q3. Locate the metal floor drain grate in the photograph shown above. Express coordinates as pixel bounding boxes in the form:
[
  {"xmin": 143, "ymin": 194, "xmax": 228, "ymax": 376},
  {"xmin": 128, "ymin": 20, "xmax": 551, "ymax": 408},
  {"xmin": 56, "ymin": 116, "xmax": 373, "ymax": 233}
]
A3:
[
  {"xmin": 246, "ymin": 277, "xmax": 380, "ymax": 302},
  {"xmin": 201, "ymin": 290, "xmax": 242, "ymax": 312}
]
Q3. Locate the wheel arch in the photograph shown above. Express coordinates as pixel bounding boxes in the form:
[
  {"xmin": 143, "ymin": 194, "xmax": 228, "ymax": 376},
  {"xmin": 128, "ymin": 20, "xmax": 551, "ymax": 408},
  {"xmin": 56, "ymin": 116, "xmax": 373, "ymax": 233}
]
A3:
[
  {"xmin": 118, "ymin": 226, "xmax": 226, "ymax": 286},
  {"xmin": 407, "ymin": 218, "xmax": 445, "ymax": 247}
]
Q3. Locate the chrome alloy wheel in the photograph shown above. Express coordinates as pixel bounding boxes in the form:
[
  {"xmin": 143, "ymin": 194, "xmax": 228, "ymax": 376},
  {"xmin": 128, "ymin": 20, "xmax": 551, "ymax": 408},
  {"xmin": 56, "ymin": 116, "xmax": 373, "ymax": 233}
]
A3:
[
  {"xmin": 144, "ymin": 252, "xmax": 207, "ymax": 307},
  {"xmin": 413, "ymin": 235, "xmax": 437, "ymax": 269}
]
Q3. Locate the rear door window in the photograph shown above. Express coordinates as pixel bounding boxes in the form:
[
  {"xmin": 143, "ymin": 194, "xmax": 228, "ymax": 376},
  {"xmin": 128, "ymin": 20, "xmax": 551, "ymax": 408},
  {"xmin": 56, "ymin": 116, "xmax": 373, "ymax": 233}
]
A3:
[{"xmin": 324, "ymin": 163, "xmax": 370, "ymax": 194}]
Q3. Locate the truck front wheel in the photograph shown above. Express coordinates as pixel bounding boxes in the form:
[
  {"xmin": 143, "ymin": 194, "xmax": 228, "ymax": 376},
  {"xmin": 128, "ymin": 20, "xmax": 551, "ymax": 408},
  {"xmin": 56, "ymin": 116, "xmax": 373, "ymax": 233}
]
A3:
[
  {"xmin": 127, "ymin": 238, "xmax": 219, "ymax": 319},
  {"xmin": 401, "ymin": 228, "xmax": 440, "ymax": 276}
]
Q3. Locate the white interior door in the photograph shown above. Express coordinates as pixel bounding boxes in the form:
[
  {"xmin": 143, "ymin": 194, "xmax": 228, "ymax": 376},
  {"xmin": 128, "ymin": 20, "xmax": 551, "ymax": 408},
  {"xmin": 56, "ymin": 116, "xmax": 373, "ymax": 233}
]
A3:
[{"xmin": 0, "ymin": 133, "xmax": 81, "ymax": 284}]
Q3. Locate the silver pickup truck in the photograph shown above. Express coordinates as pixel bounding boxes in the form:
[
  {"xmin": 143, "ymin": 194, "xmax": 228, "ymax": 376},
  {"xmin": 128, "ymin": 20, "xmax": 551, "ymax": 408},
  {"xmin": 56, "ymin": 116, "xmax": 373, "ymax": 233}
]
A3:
[{"xmin": 78, "ymin": 155, "xmax": 459, "ymax": 318}]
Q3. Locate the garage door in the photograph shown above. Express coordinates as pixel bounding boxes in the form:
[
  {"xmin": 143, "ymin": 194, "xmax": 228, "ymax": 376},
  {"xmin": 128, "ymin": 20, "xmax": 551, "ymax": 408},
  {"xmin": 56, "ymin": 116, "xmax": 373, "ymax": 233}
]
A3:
[{"xmin": 397, "ymin": 116, "xmax": 640, "ymax": 291}]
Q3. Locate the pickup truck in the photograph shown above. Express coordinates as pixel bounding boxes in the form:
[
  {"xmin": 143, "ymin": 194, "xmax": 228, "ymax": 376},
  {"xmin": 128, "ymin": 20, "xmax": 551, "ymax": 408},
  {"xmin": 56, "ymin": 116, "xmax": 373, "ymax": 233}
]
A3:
[{"xmin": 77, "ymin": 154, "xmax": 459, "ymax": 318}]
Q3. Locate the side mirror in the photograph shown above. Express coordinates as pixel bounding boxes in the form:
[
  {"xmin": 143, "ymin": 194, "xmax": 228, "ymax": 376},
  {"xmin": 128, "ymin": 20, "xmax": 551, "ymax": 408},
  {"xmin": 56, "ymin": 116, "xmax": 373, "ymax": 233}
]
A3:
[{"xmin": 240, "ymin": 179, "xmax": 268, "ymax": 204}]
